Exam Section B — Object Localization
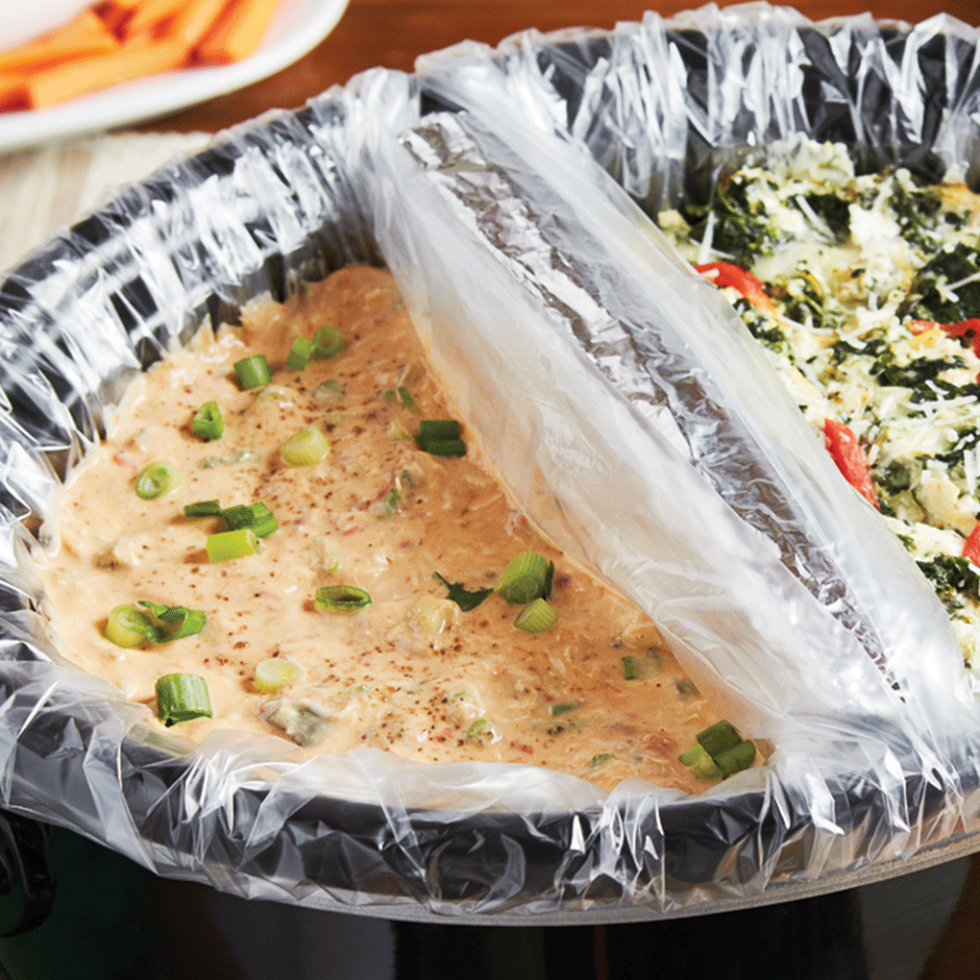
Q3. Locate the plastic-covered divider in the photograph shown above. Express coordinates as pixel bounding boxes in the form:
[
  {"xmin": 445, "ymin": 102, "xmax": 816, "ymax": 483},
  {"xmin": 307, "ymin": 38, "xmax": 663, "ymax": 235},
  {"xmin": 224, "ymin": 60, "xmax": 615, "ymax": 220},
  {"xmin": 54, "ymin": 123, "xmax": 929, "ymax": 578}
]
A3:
[{"xmin": 0, "ymin": 4, "xmax": 974, "ymax": 923}]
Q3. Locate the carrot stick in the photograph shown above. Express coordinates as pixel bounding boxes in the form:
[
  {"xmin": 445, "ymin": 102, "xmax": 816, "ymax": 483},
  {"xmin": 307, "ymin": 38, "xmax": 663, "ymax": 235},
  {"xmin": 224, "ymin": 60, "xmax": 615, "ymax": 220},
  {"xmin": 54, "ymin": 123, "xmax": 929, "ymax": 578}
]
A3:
[
  {"xmin": 196, "ymin": 0, "xmax": 279, "ymax": 65},
  {"xmin": 0, "ymin": 75, "xmax": 28, "ymax": 112},
  {"xmin": 123, "ymin": 0, "xmax": 187, "ymax": 39},
  {"xmin": 26, "ymin": 37, "xmax": 187, "ymax": 109},
  {"xmin": 93, "ymin": 2, "xmax": 134, "ymax": 37},
  {"xmin": 169, "ymin": 0, "xmax": 232, "ymax": 47},
  {"xmin": 0, "ymin": 9, "xmax": 118, "ymax": 75}
]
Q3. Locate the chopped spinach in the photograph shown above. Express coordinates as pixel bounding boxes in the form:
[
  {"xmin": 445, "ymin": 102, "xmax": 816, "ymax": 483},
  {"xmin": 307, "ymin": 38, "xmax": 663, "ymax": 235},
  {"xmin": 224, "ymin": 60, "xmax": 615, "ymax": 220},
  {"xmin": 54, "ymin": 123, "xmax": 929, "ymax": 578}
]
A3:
[
  {"xmin": 916, "ymin": 554, "xmax": 980, "ymax": 613},
  {"xmin": 889, "ymin": 180, "xmax": 942, "ymax": 250},
  {"xmin": 904, "ymin": 243, "xmax": 980, "ymax": 323},
  {"xmin": 871, "ymin": 351, "xmax": 965, "ymax": 387},
  {"xmin": 802, "ymin": 192, "xmax": 851, "ymax": 242},
  {"xmin": 909, "ymin": 378, "xmax": 980, "ymax": 404},
  {"xmin": 935, "ymin": 427, "xmax": 980, "ymax": 466},
  {"xmin": 681, "ymin": 175, "xmax": 776, "ymax": 262}
]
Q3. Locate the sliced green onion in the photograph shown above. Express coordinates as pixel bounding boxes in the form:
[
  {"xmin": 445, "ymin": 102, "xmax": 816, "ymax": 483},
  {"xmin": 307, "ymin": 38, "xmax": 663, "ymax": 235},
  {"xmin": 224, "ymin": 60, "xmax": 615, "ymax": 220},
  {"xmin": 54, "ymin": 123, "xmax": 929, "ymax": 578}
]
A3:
[
  {"xmin": 255, "ymin": 385, "xmax": 295, "ymax": 406},
  {"xmin": 420, "ymin": 438, "xmax": 466, "ymax": 457},
  {"xmin": 514, "ymin": 597, "xmax": 558, "ymax": 634},
  {"xmin": 314, "ymin": 585, "xmax": 371, "ymax": 613},
  {"xmin": 233, "ymin": 354, "xmax": 272, "ymax": 390},
  {"xmin": 410, "ymin": 596, "xmax": 461, "ymax": 636},
  {"xmin": 206, "ymin": 528, "xmax": 258, "ymax": 562},
  {"xmin": 715, "ymin": 740, "xmax": 757, "ymax": 779},
  {"xmin": 678, "ymin": 744, "xmax": 722, "ymax": 781},
  {"xmin": 397, "ymin": 387, "xmax": 421, "ymax": 415},
  {"xmin": 134, "ymin": 460, "xmax": 181, "ymax": 500},
  {"xmin": 312, "ymin": 326, "xmax": 344, "ymax": 358},
  {"xmin": 201, "ymin": 448, "xmax": 255, "ymax": 469},
  {"xmin": 313, "ymin": 380, "xmax": 345, "ymax": 403},
  {"xmin": 137, "ymin": 601, "xmax": 207, "ymax": 643},
  {"xmin": 254, "ymin": 657, "xmax": 305, "ymax": 694},
  {"xmin": 222, "ymin": 502, "xmax": 278, "ymax": 538},
  {"xmin": 183, "ymin": 499, "xmax": 223, "ymax": 518},
  {"xmin": 105, "ymin": 605, "xmax": 153, "ymax": 648},
  {"xmin": 695, "ymin": 720, "xmax": 742, "ymax": 759},
  {"xmin": 155, "ymin": 673, "xmax": 212, "ymax": 726},
  {"xmin": 191, "ymin": 401, "xmax": 223, "ymax": 441},
  {"xmin": 286, "ymin": 337, "xmax": 316, "ymax": 371},
  {"xmin": 497, "ymin": 551, "xmax": 553, "ymax": 604},
  {"xmin": 418, "ymin": 419, "xmax": 461, "ymax": 442},
  {"xmin": 382, "ymin": 486, "xmax": 402, "ymax": 518},
  {"xmin": 466, "ymin": 719, "xmax": 490, "ymax": 740},
  {"xmin": 386, "ymin": 419, "xmax": 413, "ymax": 442},
  {"xmin": 591, "ymin": 753, "xmax": 615, "ymax": 767},
  {"xmin": 281, "ymin": 425, "xmax": 330, "ymax": 466},
  {"xmin": 622, "ymin": 656, "xmax": 641, "ymax": 681},
  {"xmin": 550, "ymin": 701, "xmax": 582, "ymax": 716}
]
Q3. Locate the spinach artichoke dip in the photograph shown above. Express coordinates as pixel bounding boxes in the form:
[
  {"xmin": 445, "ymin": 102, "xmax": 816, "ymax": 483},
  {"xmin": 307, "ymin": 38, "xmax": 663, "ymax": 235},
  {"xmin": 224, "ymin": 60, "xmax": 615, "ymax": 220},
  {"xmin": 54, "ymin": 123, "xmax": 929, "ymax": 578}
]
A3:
[
  {"xmin": 39, "ymin": 265, "xmax": 754, "ymax": 792},
  {"xmin": 658, "ymin": 139, "xmax": 980, "ymax": 683}
]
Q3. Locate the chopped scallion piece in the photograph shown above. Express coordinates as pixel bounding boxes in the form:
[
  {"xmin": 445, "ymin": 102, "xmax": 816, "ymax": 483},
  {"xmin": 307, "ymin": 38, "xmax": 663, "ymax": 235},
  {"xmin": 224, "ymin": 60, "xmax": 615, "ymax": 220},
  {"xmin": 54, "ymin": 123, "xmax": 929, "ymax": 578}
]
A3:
[
  {"xmin": 314, "ymin": 585, "xmax": 371, "ymax": 613},
  {"xmin": 420, "ymin": 438, "xmax": 466, "ymax": 457},
  {"xmin": 206, "ymin": 528, "xmax": 259, "ymax": 562},
  {"xmin": 155, "ymin": 673, "xmax": 212, "ymax": 726},
  {"xmin": 397, "ymin": 386, "xmax": 421, "ymax": 415},
  {"xmin": 418, "ymin": 419, "xmax": 461, "ymax": 441},
  {"xmin": 286, "ymin": 337, "xmax": 316, "ymax": 371},
  {"xmin": 550, "ymin": 701, "xmax": 582, "ymax": 716},
  {"xmin": 254, "ymin": 657, "xmax": 305, "ymax": 694},
  {"xmin": 466, "ymin": 719, "xmax": 490, "ymax": 740},
  {"xmin": 134, "ymin": 461, "xmax": 181, "ymax": 500},
  {"xmin": 255, "ymin": 386, "xmax": 295, "ymax": 406},
  {"xmin": 497, "ymin": 551, "xmax": 553, "ymax": 604},
  {"xmin": 313, "ymin": 379, "xmax": 345, "ymax": 403},
  {"xmin": 233, "ymin": 354, "xmax": 272, "ymax": 390},
  {"xmin": 281, "ymin": 426, "xmax": 330, "ymax": 466},
  {"xmin": 678, "ymin": 744, "xmax": 722, "ymax": 781},
  {"xmin": 382, "ymin": 486, "xmax": 402, "ymax": 518},
  {"xmin": 183, "ymin": 499, "xmax": 223, "ymax": 518},
  {"xmin": 410, "ymin": 596, "xmax": 461, "ymax": 636},
  {"xmin": 417, "ymin": 418, "xmax": 466, "ymax": 456},
  {"xmin": 715, "ymin": 740, "xmax": 757, "ymax": 779},
  {"xmin": 591, "ymin": 753, "xmax": 615, "ymax": 767},
  {"xmin": 312, "ymin": 326, "xmax": 344, "ymax": 358},
  {"xmin": 137, "ymin": 601, "xmax": 207, "ymax": 643},
  {"xmin": 222, "ymin": 502, "xmax": 278, "ymax": 538},
  {"xmin": 191, "ymin": 401, "xmax": 223, "ymax": 441},
  {"xmin": 514, "ymin": 598, "xmax": 558, "ymax": 633},
  {"xmin": 622, "ymin": 656, "xmax": 641, "ymax": 680},
  {"xmin": 201, "ymin": 449, "xmax": 254, "ymax": 469},
  {"xmin": 105, "ymin": 605, "xmax": 153, "ymax": 648},
  {"xmin": 696, "ymin": 720, "xmax": 742, "ymax": 759},
  {"xmin": 386, "ymin": 419, "xmax": 413, "ymax": 442}
]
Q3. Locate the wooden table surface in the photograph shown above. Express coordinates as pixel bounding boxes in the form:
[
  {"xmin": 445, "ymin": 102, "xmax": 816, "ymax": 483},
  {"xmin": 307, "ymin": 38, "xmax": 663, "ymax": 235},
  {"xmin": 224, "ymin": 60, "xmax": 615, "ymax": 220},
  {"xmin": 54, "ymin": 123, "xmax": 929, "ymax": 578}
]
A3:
[{"xmin": 149, "ymin": 0, "xmax": 980, "ymax": 135}]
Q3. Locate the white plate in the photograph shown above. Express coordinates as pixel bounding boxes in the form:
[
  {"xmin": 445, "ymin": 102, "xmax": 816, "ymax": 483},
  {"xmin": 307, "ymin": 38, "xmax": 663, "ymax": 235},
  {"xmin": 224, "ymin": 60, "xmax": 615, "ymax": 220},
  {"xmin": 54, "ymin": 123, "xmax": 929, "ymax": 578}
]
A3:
[{"xmin": 0, "ymin": 0, "xmax": 351, "ymax": 153}]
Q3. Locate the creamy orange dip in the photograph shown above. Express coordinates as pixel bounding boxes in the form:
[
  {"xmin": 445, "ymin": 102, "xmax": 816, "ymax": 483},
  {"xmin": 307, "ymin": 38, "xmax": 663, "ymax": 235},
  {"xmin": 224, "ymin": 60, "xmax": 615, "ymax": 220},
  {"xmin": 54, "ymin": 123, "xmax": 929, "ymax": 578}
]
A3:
[{"xmin": 39, "ymin": 266, "xmax": 735, "ymax": 793}]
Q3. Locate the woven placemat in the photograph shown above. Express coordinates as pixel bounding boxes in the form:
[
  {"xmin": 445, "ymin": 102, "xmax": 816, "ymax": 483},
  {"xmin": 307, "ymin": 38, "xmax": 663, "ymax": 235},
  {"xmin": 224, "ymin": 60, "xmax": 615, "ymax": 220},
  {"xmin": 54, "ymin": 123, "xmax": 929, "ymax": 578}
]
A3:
[{"xmin": 0, "ymin": 131, "xmax": 211, "ymax": 274}]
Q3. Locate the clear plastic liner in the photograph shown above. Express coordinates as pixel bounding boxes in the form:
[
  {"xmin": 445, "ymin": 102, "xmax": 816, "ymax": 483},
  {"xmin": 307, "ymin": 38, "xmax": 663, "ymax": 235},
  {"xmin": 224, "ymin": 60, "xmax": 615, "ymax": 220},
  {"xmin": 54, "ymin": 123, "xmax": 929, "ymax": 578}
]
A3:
[{"xmin": 0, "ymin": 3, "xmax": 978, "ymax": 921}]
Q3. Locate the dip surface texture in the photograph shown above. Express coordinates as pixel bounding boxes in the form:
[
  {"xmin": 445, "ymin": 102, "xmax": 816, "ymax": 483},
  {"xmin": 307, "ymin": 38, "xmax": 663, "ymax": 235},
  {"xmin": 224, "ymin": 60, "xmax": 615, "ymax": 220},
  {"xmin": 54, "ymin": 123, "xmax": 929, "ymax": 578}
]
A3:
[{"xmin": 40, "ymin": 266, "xmax": 726, "ymax": 793}]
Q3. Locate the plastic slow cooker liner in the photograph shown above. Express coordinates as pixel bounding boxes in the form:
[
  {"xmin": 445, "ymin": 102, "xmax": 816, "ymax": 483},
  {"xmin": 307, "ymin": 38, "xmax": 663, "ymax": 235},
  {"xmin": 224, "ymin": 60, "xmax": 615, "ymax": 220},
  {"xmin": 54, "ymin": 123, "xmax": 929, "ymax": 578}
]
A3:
[{"xmin": 0, "ymin": 5, "xmax": 979, "ymax": 920}]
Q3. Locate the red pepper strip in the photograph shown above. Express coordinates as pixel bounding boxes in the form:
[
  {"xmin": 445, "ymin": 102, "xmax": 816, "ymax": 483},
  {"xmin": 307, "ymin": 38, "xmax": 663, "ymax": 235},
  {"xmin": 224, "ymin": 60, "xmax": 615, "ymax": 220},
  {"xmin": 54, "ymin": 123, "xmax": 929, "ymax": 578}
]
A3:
[
  {"xmin": 909, "ymin": 318, "xmax": 980, "ymax": 379},
  {"xmin": 822, "ymin": 418, "xmax": 879, "ymax": 509},
  {"xmin": 694, "ymin": 261, "xmax": 776, "ymax": 315},
  {"xmin": 964, "ymin": 523, "xmax": 980, "ymax": 566}
]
